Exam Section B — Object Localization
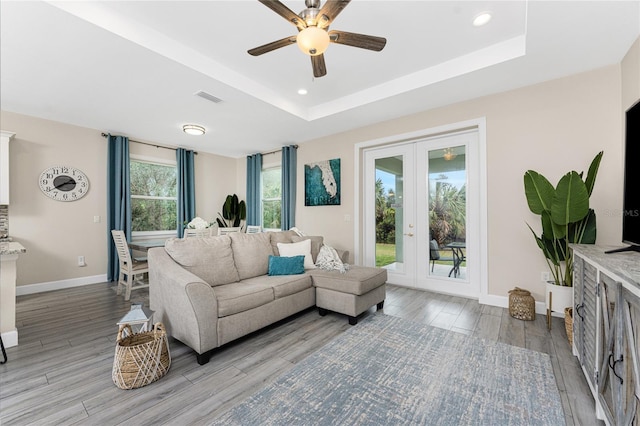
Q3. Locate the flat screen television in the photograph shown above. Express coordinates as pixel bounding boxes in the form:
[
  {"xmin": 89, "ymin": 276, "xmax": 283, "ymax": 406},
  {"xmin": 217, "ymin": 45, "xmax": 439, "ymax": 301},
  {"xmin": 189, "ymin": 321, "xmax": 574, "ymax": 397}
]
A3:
[{"xmin": 607, "ymin": 99, "xmax": 640, "ymax": 253}]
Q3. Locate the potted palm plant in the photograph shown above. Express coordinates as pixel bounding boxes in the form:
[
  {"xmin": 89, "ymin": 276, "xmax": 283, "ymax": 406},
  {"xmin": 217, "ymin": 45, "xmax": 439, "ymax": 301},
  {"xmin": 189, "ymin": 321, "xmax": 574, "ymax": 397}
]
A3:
[{"xmin": 523, "ymin": 151, "xmax": 603, "ymax": 316}]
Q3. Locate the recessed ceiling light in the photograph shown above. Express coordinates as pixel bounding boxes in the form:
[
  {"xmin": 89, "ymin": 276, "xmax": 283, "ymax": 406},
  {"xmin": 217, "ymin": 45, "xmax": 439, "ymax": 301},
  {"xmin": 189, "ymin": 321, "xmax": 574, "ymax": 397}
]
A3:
[
  {"xmin": 183, "ymin": 124, "xmax": 205, "ymax": 136},
  {"xmin": 473, "ymin": 12, "xmax": 492, "ymax": 27},
  {"xmin": 298, "ymin": 89, "xmax": 308, "ymax": 95}
]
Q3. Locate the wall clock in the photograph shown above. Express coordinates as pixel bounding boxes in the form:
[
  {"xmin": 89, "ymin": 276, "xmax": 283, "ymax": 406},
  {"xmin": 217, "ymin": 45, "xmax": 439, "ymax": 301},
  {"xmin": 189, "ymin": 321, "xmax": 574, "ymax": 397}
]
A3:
[{"xmin": 39, "ymin": 166, "xmax": 90, "ymax": 202}]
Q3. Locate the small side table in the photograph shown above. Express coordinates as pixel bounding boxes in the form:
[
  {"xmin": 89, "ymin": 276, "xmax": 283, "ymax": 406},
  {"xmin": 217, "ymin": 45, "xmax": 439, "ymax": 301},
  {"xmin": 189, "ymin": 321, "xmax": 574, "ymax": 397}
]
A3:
[{"xmin": 117, "ymin": 302, "xmax": 154, "ymax": 337}]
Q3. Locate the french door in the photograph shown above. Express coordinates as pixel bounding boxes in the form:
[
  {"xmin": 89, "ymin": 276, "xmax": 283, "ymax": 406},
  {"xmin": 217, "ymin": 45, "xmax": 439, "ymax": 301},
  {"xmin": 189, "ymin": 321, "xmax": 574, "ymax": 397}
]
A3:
[{"xmin": 363, "ymin": 129, "xmax": 480, "ymax": 298}]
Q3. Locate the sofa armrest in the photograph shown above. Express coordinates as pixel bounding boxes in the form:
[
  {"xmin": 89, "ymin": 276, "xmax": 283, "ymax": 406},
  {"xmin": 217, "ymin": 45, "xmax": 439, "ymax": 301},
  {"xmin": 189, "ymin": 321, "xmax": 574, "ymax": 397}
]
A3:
[{"xmin": 148, "ymin": 247, "xmax": 219, "ymax": 354}]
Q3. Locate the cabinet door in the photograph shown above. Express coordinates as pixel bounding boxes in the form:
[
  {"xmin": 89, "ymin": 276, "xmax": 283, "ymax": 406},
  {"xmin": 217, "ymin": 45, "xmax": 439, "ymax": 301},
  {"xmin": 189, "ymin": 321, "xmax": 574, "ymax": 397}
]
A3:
[
  {"xmin": 597, "ymin": 274, "xmax": 618, "ymax": 424},
  {"xmin": 619, "ymin": 286, "xmax": 639, "ymax": 425},
  {"xmin": 582, "ymin": 262, "xmax": 598, "ymax": 384},
  {"xmin": 574, "ymin": 256, "xmax": 585, "ymax": 360}
]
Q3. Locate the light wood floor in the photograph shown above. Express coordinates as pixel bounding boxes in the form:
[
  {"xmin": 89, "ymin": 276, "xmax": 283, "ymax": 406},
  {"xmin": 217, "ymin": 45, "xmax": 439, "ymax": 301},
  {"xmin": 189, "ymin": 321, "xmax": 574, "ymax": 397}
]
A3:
[{"xmin": 0, "ymin": 282, "xmax": 602, "ymax": 425}]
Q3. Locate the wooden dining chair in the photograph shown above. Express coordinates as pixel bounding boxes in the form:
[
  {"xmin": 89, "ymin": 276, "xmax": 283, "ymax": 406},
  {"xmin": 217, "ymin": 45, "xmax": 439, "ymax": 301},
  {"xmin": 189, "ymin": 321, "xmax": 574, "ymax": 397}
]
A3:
[
  {"xmin": 111, "ymin": 230, "xmax": 149, "ymax": 301},
  {"xmin": 217, "ymin": 227, "xmax": 241, "ymax": 236},
  {"xmin": 183, "ymin": 228, "xmax": 213, "ymax": 238}
]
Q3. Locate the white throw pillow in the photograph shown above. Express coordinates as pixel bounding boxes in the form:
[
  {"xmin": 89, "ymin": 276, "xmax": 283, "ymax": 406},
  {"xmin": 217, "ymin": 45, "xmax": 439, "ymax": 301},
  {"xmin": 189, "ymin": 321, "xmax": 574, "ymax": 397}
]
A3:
[{"xmin": 277, "ymin": 239, "xmax": 316, "ymax": 269}]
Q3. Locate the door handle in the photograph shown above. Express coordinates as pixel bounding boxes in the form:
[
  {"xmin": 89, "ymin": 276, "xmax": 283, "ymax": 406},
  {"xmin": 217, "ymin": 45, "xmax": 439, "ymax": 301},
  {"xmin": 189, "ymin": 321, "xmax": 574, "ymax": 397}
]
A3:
[{"xmin": 403, "ymin": 232, "xmax": 414, "ymax": 237}]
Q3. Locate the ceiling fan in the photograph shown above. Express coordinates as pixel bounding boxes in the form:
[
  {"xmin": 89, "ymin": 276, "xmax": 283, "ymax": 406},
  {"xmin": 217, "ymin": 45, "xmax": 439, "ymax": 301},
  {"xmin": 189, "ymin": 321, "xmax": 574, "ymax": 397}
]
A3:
[{"xmin": 248, "ymin": 0, "xmax": 387, "ymax": 78}]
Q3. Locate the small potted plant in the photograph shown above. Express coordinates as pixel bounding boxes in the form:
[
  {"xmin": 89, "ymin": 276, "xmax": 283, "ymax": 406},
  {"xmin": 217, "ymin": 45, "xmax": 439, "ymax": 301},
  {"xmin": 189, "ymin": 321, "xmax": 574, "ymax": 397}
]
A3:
[{"xmin": 523, "ymin": 151, "xmax": 603, "ymax": 316}]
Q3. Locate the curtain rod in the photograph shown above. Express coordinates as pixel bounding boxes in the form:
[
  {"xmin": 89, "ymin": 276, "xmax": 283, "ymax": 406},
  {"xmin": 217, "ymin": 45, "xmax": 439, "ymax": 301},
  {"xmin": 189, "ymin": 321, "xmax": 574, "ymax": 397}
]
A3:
[
  {"xmin": 260, "ymin": 144, "xmax": 299, "ymax": 157},
  {"xmin": 101, "ymin": 133, "xmax": 198, "ymax": 155}
]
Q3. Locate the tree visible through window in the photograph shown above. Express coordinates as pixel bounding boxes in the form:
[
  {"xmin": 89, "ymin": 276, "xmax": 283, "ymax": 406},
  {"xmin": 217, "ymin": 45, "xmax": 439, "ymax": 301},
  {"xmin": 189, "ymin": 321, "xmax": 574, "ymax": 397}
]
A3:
[
  {"xmin": 131, "ymin": 160, "xmax": 177, "ymax": 232},
  {"xmin": 262, "ymin": 167, "xmax": 281, "ymax": 230}
]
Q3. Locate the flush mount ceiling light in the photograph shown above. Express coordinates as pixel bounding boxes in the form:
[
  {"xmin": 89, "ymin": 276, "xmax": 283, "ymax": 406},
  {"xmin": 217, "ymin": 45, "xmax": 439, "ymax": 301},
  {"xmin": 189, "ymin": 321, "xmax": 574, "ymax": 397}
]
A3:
[
  {"xmin": 182, "ymin": 124, "xmax": 205, "ymax": 136},
  {"xmin": 297, "ymin": 88, "xmax": 308, "ymax": 95},
  {"xmin": 473, "ymin": 12, "xmax": 492, "ymax": 27}
]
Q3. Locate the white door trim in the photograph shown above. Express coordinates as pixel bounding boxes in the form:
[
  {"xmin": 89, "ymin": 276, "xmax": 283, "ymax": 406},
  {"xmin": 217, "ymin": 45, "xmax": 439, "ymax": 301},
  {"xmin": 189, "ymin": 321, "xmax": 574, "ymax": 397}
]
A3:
[{"xmin": 354, "ymin": 118, "xmax": 488, "ymax": 301}]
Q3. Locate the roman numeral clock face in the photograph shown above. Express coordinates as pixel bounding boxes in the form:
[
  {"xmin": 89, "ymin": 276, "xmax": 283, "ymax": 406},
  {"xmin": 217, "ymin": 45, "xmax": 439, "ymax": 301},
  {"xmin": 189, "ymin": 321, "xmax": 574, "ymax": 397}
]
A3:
[{"xmin": 39, "ymin": 166, "xmax": 90, "ymax": 202}]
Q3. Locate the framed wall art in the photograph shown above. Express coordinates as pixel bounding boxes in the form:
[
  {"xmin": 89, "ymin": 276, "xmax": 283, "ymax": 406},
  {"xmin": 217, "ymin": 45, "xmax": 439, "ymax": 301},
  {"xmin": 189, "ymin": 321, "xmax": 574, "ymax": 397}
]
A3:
[{"xmin": 304, "ymin": 158, "xmax": 341, "ymax": 206}]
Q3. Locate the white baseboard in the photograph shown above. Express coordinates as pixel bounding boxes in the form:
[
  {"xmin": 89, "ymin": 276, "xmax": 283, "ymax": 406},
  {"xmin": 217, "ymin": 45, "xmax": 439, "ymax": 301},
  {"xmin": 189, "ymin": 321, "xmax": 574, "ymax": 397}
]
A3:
[
  {"xmin": 1, "ymin": 329, "xmax": 18, "ymax": 348},
  {"xmin": 16, "ymin": 274, "xmax": 108, "ymax": 296}
]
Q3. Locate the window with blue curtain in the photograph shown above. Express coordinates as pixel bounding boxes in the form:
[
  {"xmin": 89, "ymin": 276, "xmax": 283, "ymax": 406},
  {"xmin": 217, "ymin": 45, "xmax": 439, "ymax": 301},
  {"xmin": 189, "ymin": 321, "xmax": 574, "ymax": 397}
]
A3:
[
  {"xmin": 176, "ymin": 148, "xmax": 196, "ymax": 238},
  {"xmin": 246, "ymin": 153, "xmax": 262, "ymax": 226},
  {"xmin": 281, "ymin": 145, "xmax": 297, "ymax": 230},
  {"xmin": 106, "ymin": 134, "xmax": 131, "ymax": 282}
]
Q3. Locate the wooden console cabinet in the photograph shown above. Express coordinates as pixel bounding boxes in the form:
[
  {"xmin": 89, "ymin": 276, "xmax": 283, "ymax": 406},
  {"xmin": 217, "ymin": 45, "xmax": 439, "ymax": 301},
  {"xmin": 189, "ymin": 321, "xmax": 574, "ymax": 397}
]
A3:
[{"xmin": 572, "ymin": 244, "xmax": 639, "ymax": 425}]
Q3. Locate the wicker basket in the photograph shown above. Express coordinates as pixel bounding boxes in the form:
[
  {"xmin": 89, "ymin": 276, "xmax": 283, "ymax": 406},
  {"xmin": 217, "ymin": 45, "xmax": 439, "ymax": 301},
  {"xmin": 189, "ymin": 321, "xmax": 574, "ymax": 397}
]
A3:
[
  {"xmin": 564, "ymin": 307, "xmax": 573, "ymax": 346},
  {"xmin": 112, "ymin": 322, "xmax": 171, "ymax": 390},
  {"xmin": 508, "ymin": 287, "xmax": 536, "ymax": 321}
]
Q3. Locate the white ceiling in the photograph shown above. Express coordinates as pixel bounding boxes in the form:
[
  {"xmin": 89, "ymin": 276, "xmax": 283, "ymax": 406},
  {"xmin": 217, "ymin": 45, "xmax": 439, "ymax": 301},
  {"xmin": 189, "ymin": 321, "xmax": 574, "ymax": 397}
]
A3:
[{"xmin": 1, "ymin": 1, "xmax": 639, "ymax": 158}]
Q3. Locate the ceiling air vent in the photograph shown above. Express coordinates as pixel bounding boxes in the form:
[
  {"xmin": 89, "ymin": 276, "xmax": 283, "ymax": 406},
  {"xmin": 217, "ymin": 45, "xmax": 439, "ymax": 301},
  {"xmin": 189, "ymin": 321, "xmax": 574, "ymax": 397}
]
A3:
[{"xmin": 195, "ymin": 90, "xmax": 223, "ymax": 104}]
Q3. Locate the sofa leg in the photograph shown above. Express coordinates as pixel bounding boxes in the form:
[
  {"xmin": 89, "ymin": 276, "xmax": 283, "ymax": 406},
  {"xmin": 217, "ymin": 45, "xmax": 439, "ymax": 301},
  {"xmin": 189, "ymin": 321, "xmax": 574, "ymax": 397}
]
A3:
[
  {"xmin": 318, "ymin": 307, "xmax": 328, "ymax": 316},
  {"xmin": 377, "ymin": 301, "xmax": 385, "ymax": 310},
  {"xmin": 348, "ymin": 316, "xmax": 358, "ymax": 326},
  {"xmin": 196, "ymin": 351, "xmax": 211, "ymax": 365}
]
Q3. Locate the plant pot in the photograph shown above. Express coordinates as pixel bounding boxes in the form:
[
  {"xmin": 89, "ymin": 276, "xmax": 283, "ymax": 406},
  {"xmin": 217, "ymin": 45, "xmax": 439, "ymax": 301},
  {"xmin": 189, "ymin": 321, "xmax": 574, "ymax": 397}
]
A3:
[{"xmin": 545, "ymin": 281, "xmax": 573, "ymax": 314}]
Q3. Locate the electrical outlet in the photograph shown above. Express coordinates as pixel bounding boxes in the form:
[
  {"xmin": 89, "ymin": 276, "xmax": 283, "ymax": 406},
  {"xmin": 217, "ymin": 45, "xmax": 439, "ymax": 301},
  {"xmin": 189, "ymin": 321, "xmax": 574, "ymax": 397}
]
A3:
[
  {"xmin": 78, "ymin": 256, "xmax": 86, "ymax": 267},
  {"xmin": 541, "ymin": 271, "xmax": 550, "ymax": 282}
]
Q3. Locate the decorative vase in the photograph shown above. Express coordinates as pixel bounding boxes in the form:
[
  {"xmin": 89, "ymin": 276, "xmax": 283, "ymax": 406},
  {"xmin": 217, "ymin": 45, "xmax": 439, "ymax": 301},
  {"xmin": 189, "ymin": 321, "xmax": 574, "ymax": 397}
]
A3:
[{"xmin": 545, "ymin": 281, "xmax": 573, "ymax": 313}]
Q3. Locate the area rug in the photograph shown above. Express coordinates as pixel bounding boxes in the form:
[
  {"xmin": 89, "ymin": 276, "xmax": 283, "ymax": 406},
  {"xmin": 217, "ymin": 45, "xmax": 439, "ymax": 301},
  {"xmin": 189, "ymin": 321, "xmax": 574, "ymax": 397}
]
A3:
[{"xmin": 213, "ymin": 313, "xmax": 565, "ymax": 425}]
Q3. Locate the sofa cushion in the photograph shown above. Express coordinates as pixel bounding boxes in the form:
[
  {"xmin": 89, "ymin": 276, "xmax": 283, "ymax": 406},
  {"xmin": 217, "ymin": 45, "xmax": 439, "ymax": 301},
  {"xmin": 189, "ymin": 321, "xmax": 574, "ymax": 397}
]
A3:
[
  {"xmin": 229, "ymin": 232, "xmax": 273, "ymax": 280},
  {"xmin": 278, "ymin": 239, "xmax": 316, "ymax": 269},
  {"xmin": 213, "ymin": 282, "xmax": 274, "ymax": 317},
  {"xmin": 309, "ymin": 266, "xmax": 387, "ymax": 295},
  {"xmin": 164, "ymin": 236, "xmax": 239, "ymax": 286},
  {"xmin": 268, "ymin": 255, "xmax": 305, "ymax": 276},
  {"xmin": 268, "ymin": 230, "xmax": 298, "ymax": 255},
  {"xmin": 291, "ymin": 235, "xmax": 324, "ymax": 263},
  {"xmin": 242, "ymin": 274, "xmax": 313, "ymax": 299}
]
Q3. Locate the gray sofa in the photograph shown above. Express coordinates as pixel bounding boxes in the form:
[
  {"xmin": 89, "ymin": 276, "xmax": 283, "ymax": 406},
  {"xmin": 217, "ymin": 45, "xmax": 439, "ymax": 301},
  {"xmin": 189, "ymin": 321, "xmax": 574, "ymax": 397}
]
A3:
[{"xmin": 148, "ymin": 230, "xmax": 386, "ymax": 364}]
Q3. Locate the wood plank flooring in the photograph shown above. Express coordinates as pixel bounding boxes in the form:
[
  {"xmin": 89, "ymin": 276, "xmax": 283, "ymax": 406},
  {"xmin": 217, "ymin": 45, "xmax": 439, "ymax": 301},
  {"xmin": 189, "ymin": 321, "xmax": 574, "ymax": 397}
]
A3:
[{"xmin": 0, "ymin": 283, "xmax": 602, "ymax": 425}]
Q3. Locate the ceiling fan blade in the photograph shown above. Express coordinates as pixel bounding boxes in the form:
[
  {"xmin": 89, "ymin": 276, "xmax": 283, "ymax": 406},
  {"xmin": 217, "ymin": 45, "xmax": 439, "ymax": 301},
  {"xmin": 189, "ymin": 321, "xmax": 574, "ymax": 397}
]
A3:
[
  {"xmin": 248, "ymin": 36, "xmax": 297, "ymax": 56},
  {"xmin": 317, "ymin": 0, "xmax": 351, "ymax": 29},
  {"xmin": 311, "ymin": 54, "xmax": 327, "ymax": 78},
  {"xmin": 317, "ymin": 0, "xmax": 351, "ymax": 28},
  {"xmin": 329, "ymin": 30, "xmax": 386, "ymax": 51},
  {"xmin": 258, "ymin": 0, "xmax": 306, "ymax": 30}
]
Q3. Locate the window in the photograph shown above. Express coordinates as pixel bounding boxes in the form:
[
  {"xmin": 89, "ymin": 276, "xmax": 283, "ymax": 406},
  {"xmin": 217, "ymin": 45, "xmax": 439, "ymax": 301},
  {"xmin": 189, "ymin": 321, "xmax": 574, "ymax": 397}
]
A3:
[
  {"xmin": 130, "ymin": 159, "xmax": 177, "ymax": 233},
  {"xmin": 261, "ymin": 167, "xmax": 281, "ymax": 230}
]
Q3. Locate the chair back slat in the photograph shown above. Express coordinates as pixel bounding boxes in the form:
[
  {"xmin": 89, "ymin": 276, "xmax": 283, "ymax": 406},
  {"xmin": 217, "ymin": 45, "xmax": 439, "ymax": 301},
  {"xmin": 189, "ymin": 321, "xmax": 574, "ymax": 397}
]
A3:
[{"xmin": 111, "ymin": 230, "xmax": 132, "ymax": 265}]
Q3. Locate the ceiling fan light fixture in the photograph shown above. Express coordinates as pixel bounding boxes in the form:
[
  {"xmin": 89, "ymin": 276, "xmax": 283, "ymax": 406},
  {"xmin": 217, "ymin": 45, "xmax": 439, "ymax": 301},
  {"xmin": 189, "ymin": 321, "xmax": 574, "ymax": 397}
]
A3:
[
  {"xmin": 443, "ymin": 148, "xmax": 457, "ymax": 161},
  {"xmin": 183, "ymin": 124, "xmax": 206, "ymax": 136},
  {"xmin": 296, "ymin": 26, "xmax": 330, "ymax": 56}
]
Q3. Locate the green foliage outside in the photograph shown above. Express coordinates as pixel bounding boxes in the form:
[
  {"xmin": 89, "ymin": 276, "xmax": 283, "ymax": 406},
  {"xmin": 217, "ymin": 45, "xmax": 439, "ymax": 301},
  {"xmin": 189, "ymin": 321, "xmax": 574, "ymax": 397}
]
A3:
[
  {"xmin": 375, "ymin": 243, "xmax": 396, "ymax": 267},
  {"xmin": 375, "ymin": 179, "xmax": 396, "ymax": 244},
  {"xmin": 262, "ymin": 167, "xmax": 281, "ymax": 229},
  {"xmin": 131, "ymin": 161, "xmax": 177, "ymax": 232},
  {"xmin": 429, "ymin": 179, "xmax": 466, "ymax": 246},
  {"xmin": 375, "ymin": 173, "xmax": 467, "ymax": 267}
]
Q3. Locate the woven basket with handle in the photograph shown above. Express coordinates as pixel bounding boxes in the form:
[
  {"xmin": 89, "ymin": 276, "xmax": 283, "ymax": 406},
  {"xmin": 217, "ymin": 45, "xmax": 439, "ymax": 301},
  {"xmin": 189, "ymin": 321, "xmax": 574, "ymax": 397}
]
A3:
[{"xmin": 112, "ymin": 322, "xmax": 171, "ymax": 390}]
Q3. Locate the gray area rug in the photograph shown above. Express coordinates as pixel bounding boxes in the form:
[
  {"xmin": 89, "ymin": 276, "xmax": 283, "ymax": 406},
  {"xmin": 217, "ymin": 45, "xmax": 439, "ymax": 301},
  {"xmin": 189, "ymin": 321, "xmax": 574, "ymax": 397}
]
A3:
[{"xmin": 213, "ymin": 313, "xmax": 565, "ymax": 425}]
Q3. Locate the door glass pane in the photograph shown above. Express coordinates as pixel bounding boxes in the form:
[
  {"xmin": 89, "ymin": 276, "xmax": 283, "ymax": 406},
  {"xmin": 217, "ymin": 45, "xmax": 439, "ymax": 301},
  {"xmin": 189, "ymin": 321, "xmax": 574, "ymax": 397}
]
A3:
[
  {"xmin": 375, "ymin": 156, "xmax": 404, "ymax": 272},
  {"xmin": 428, "ymin": 146, "xmax": 466, "ymax": 279}
]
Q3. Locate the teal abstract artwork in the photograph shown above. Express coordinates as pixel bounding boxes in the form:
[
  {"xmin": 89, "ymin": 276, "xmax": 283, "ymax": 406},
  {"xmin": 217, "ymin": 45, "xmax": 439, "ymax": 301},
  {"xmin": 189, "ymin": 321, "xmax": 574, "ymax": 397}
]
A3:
[{"xmin": 305, "ymin": 158, "xmax": 340, "ymax": 206}]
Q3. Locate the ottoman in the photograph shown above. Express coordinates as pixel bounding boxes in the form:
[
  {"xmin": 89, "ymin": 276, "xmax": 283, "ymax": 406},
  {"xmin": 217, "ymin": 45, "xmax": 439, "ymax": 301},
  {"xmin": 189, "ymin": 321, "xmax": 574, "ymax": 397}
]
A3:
[{"xmin": 310, "ymin": 266, "xmax": 387, "ymax": 325}]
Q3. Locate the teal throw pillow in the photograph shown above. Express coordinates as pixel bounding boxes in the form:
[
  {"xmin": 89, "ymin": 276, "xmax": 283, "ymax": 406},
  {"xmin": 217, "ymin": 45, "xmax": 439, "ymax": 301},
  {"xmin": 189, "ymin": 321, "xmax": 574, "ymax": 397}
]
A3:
[{"xmin": 268, "ymin": 255, "xmax": 305, "ymax": 276}]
